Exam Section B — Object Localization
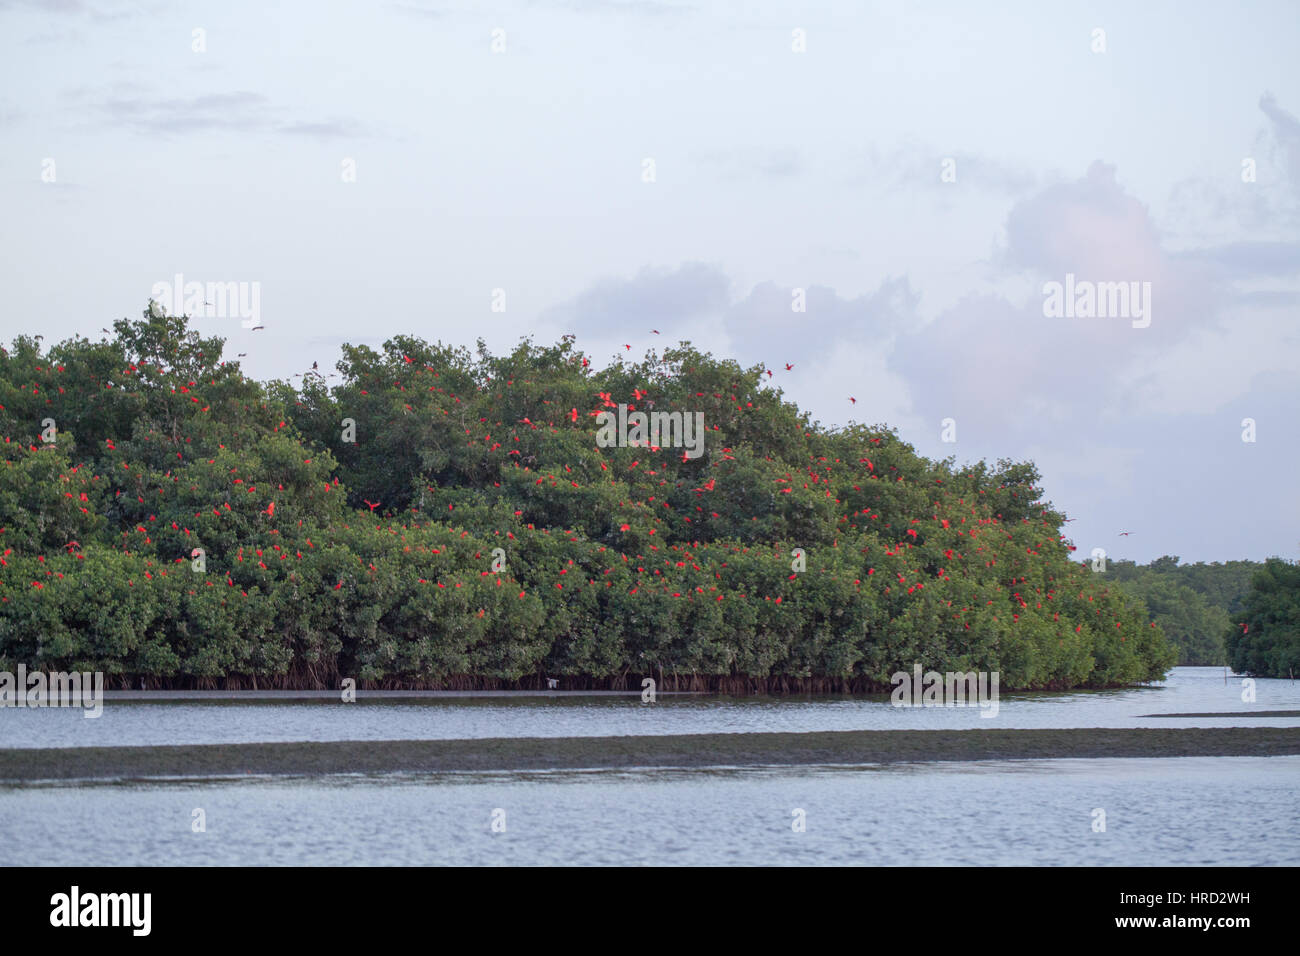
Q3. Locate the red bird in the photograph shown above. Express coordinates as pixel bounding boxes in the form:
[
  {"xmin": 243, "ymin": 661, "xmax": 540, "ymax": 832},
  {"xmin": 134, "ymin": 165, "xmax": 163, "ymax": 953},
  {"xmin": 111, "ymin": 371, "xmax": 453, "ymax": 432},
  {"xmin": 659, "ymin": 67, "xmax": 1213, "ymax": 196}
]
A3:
[
  {"xmin": 623, "ymin": 344, "xmax": 632, "ymax": 351},
  {"xmin": 848, "ymin": 397, "xmax": 856, "ymax": 404},
  {"xmin": 264, "ymin": 502, "xmax": 275, "ymax": 517},
  {"xmin": 784, "ymin": 363, "xmax": 794, "ymax": 371},
  {"xmin": 650, "ymin": 329, "xmax": 660, "ymax": 335},
  {"xmin": 363, "ymin": 499, "xmax": 381, "ymax": 512}
]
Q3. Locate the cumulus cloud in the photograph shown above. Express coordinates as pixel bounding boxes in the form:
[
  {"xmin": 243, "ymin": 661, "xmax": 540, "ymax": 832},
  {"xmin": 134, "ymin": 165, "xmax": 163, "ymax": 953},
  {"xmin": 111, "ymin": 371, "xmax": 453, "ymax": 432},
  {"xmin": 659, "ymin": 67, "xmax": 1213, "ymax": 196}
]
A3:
[
  {"xmin": 539, "ymin": 262, "xmax": 732, "ymax": 341},
  {"xmin": 723, "ymin": 276, "xmax": 918, "ymax": 365}
]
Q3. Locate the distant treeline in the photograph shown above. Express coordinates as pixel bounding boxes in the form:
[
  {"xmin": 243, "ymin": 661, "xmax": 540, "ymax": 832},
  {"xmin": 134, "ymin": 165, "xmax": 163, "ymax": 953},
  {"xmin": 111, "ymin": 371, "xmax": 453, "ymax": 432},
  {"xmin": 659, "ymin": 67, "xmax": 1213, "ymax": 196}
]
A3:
[
  {"xmin": 1107, "ymin": 556, "xmax": 1258, "ymax": 665},
  {"xmin": 1226, "ymin": 559, "xmax": 1300, "ymax": 679},
  {"xmin": 1108, "ymin": 556, "xmax": 1299, "ymax": 676},
  {"xmin": 0, "ymin": 308, "xmax": 1180, "ymax": 691}
]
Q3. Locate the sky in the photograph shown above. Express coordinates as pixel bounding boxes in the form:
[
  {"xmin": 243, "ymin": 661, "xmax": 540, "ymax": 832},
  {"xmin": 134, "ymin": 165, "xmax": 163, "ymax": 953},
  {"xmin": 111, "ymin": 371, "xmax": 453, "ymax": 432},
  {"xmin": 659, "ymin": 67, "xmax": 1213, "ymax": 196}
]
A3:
[{"xmin": 1, "ymin": 0, "xmax": 1297, "ymax": 564}]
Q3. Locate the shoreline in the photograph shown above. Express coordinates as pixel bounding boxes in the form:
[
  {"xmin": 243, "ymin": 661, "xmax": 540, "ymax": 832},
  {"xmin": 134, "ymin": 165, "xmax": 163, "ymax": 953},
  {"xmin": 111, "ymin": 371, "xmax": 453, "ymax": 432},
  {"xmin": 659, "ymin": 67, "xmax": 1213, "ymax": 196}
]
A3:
[
  {"xmin": 2, "ymin": 727, "xmax": 1297, "ymax": 783},
  {"xmin": 93, "ymin": 690, "xmax": 704, "ymax": 701}
]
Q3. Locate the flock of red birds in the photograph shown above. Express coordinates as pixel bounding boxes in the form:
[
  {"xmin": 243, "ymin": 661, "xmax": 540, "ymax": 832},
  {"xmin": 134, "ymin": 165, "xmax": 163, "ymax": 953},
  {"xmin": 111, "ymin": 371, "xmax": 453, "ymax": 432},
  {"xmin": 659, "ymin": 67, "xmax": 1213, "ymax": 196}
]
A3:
[{"xmin": 0, "ymin": 318, "xmax": 1160, "ymax": 668}]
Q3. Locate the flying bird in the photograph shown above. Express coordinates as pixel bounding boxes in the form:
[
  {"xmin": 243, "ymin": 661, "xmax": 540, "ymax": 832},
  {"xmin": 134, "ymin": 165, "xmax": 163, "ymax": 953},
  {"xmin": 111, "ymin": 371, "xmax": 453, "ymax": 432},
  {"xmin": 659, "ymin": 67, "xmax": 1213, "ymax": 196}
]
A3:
[
  {"xmin": 363, "ymin": 499, "xmax": 381, "ymax": 512},
  {"xmin": 651, "ymin": 329, "xmax": 660, "ymax": 335},
  {"xmin": 784, "ymin": 363, "xmax": 794, "ymax": 371},
  {"xmin": 250, "ymin": 325, "xmax": 265, "ymax": 332},
  {"xmin": 1118, "ymin": 531, "xmax": 1133, "ymax": 537},
  {"xmin": 848, "ymin": 397, "xmax": 856, "ymax": 404}
]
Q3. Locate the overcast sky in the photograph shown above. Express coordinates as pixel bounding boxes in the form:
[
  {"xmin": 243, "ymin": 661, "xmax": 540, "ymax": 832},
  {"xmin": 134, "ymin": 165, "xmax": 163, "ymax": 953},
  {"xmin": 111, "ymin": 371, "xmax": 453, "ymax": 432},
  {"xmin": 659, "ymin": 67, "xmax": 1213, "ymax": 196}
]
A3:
[{"xmin": 2, "ymin": 0, "xmax": 1297, "ymax": 563}]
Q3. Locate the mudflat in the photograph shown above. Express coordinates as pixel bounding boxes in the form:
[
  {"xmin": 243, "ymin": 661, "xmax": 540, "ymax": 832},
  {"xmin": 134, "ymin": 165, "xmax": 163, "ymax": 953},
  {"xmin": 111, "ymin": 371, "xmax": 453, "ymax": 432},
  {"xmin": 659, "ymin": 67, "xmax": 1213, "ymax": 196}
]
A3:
[{"xmin": 3, "ymin": 727, "xmax": 1299, "ymax": 782}]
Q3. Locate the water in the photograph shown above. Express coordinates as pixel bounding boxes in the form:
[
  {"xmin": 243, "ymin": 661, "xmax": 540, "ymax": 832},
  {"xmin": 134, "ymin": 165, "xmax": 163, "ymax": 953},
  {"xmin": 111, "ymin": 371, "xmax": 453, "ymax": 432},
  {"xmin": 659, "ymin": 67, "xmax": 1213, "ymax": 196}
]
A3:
[
  {"xmin": 2, "ymin": 667, "xmax": 1295, "ymax": 866},
  {"xmin": 1, "ymin": 757, "xmax": 1295, "ymax": 866},
  {"xmin": 2, "ymin": 667, "xmax": 1296, "ymax": 750}
]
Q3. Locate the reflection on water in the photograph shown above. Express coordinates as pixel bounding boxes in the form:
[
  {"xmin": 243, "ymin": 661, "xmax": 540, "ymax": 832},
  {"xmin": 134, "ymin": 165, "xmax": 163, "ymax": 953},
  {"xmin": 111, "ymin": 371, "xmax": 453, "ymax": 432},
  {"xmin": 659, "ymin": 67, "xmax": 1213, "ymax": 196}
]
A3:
[
  {"xmin": 1, "ymin": 756, "xmax": 1296, "ymax": 866},
  {"xmin": 1, "ymin": 666, "xmax": 1296, "ymax": 749}
]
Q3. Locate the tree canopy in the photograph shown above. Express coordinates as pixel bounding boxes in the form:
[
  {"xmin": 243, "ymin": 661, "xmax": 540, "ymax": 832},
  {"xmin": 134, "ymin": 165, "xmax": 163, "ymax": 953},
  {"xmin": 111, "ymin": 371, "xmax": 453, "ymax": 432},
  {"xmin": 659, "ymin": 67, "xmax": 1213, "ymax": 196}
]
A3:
[
  {"xmin": 1225, "ymin": 558, "xmax": 1300, "ymax": 678},
  {"xmin": 1106, "ymin": 556, "xmax": 1265, "ymax": 665},
  {"xmin": 0, "ymin": 308, "xmax": 1178, "ymax": 690}
]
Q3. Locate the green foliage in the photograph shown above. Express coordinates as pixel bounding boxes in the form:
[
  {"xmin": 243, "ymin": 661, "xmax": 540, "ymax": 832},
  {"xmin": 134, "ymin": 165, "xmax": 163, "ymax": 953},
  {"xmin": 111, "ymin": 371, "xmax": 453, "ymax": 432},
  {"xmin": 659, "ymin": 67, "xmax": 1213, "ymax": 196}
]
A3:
[
  {"xmin": 0, "ymin": 308, "xmax": 1180, "ymax": 689},
  {"xmin": 1108, "ymin": 556, "xmax": 1265, "ymax": 664},
  {"xmin": 1225, "ymin": 558, "xmax": 1300, "ymax": 678}
]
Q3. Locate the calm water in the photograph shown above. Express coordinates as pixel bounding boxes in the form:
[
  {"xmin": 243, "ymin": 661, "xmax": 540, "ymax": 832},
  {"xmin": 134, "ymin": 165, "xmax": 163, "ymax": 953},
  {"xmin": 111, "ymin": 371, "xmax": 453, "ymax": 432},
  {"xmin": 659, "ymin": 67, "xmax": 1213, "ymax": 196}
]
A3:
[
  {"xmin": 3, "ymin": 667, "xmax": 1296, "ymax": 865},
  {"xmin": 2, "ymin": 667, "xmax": 1297, "ymax": 750},
  {"xmin": 1, "ymin": 757, "xmax": 1296, "ymax": 866}
]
